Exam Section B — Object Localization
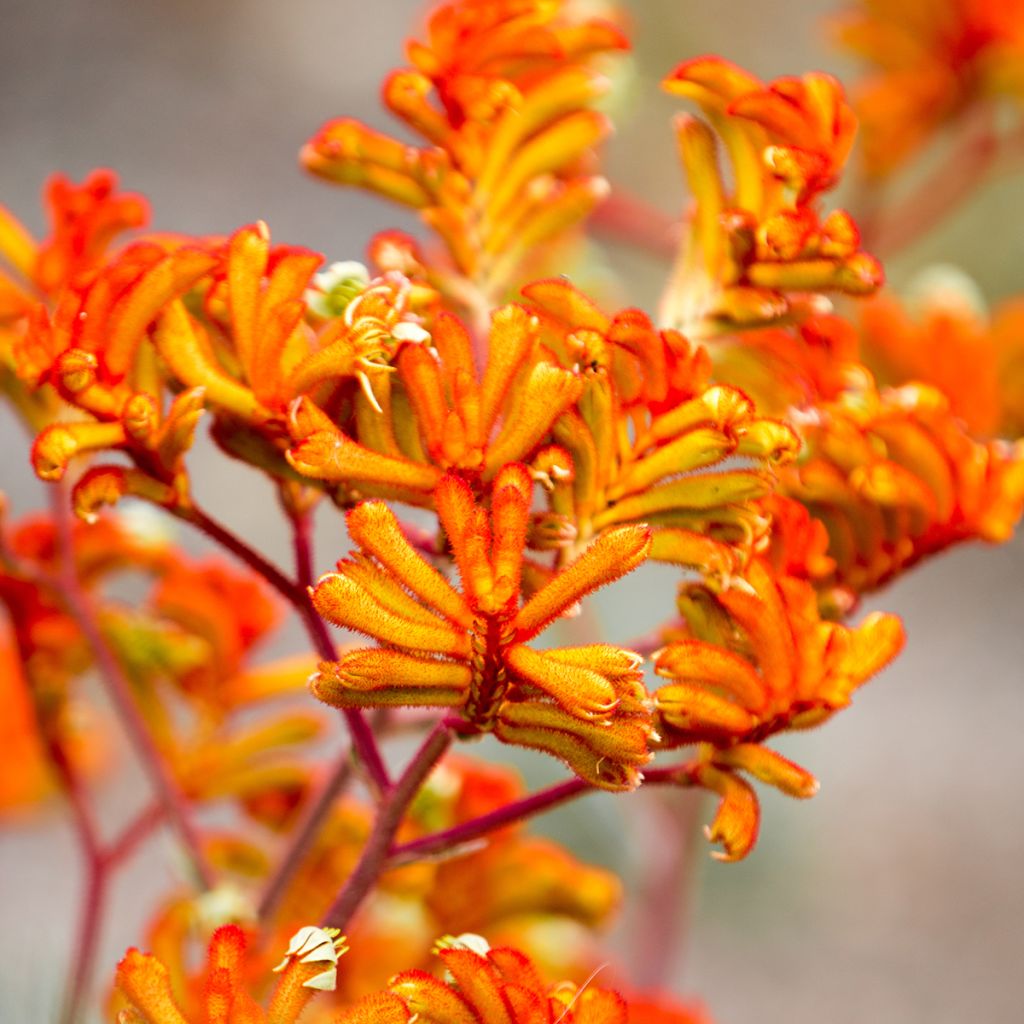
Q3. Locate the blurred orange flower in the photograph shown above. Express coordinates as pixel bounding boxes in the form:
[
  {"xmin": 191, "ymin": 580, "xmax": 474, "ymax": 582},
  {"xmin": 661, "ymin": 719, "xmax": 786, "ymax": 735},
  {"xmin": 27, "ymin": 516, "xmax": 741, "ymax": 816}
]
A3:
[
  {"xmin": 834, "ymin": 0, "xmax": 1024, "ymax": 175},
  {"xmin": 857, "ymin": 286, "xmax": 1024, "ymax": 439},
  {"xmin": 662, "ymin": 58, "xmax": 881, "ymax": 334}
]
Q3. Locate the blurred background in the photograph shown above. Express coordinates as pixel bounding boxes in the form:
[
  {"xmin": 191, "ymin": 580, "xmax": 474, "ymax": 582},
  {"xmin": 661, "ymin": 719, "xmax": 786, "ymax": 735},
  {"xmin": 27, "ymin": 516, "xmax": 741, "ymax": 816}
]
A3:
[{"xmin": 2, "ymin": 0, "xmax": 1023, "ymax": 1021}]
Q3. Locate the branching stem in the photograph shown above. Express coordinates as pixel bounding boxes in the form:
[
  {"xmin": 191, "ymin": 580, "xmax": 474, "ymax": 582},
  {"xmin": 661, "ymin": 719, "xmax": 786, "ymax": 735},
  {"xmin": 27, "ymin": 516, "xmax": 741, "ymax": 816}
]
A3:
[
  {"xmin": 389, "ymin": 762, "xmax": 697, "ymax": 866},
  {"xmin": 321, "ymin": 720, "xmax": 453, "ymax": 931}
]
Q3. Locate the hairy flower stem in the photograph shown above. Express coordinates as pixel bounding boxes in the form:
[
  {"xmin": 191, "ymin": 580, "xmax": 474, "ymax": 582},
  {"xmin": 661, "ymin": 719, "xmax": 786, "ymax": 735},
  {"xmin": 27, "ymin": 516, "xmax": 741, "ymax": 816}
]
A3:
[
  {"xmin": 175, "ymin": 501, "xmax": 392, "ymax": 795},
  {"xmin": 51, "ymin": 487, "xmax": 216, "ymax": 892},
  {"xmin": 389, "ymin": 763, "xmax": 698, "ymax": 866},
  {"xmin": 321, "ymin": 721, "xmax": 453, "ymax": 931}
]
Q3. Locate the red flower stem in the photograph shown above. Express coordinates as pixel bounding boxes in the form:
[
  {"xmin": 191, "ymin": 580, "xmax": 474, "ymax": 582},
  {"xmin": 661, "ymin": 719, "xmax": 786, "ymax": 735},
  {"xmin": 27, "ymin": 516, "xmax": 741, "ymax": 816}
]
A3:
[
  {"xmin": 177, "ymin": 504, "xmax": 301, "ymax": 603},
  {"xmin": 40, "ymin": 730, "xmax": 105, "ymax": 1024},
  {"xmin": 288, "ymin": 504, "xmax": 316, "ymax": 593},
  {"xmin": 177, "ymin": 502, "xmax": 392, "ymax": 796},
  {"xmin": 258, "ymin": 754, "xmax": 354, "ymax": 922},
  {"xmin": 320, "ymin": 720, "xmax": 453, "ymax": 931},
  {"xmin": 102, "ymin": 802, "xmax": 165, "ymax": 870},
  {"xmin": 388, "ymin": 762, "xmax": 697, "ymax": 866},
  {"xmin": 50, "ymin": 487, "xmax": 216, "ymax": 892},
  {"xmin": 862, "ymin": 105, "xmax": 998, "ymax": 255},
  {"xmin": 590, "ymin": 190, "xmax": 679, "ymax": 259},
  {"xmin": 61, "ymin": 856, "xmax": 106, "ymax": 1024}
]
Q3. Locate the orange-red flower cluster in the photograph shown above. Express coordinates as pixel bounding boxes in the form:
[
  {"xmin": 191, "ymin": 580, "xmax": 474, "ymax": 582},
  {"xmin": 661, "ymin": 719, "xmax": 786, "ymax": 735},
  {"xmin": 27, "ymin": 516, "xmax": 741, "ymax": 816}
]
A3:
[
  {"xmin": 856, "ymin": 287, "xmax": 1024, "ymax": 439},
  {"xmin": 661, "ymin": 58, "xmax": 882, "ymax": 334},
  {"xmin": 834, "ymin": 0, "xmax": 1024, "ymax": 176},
  {"xmin": 653, "ymin": 559, "xmax": 904, "ymax": 859},
  {"xmin": 302, "ymin": 0, "xmax": 626, "ymax": 308},
  {"xmin": 313, "ymin": 466, "xmax": 653, "ymax": 790}
]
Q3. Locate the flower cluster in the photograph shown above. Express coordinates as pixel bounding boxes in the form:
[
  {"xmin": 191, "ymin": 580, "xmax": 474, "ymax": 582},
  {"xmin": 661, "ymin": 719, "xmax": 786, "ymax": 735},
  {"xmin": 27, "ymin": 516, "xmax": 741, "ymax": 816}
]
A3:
[
  {"xmin": 3, "ymin": 0, "xmax": 1024, "ymax": 1022},
  {"xmin": 302, "ymin": 0, "xmax": 625, "ymax": 310}
]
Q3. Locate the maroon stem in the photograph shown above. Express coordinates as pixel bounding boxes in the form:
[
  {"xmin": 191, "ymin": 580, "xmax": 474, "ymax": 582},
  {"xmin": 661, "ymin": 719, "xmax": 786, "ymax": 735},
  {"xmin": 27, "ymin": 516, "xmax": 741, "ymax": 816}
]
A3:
[
  {"xmin": 51, "ymin": 489, "xmax": 216, "ymax": 891},
  {"xmin": 103, "ymin": 802, "xmax": 165, "ymax": 869},
  {"xmin": 320, "ymin": 721, "xmax": 453, "ymax": 930},
  {"xmin": 389, "ymin": 762, "xmax": 698, "ymax": 866},
  {"xmin": 258, "ymin": 754, "xmax": 354, "ymax": 922},
  {"xmin": 591, "ymin": 190, "xmax": 679, "ymax": 259},
  {"xmin": 861, "ymin": 105, "xmax": 999, "ymax": 256},
  {"xmin": 177, "ymin": 502, "xmax": 392, "ymax": 796},
  {"xmin": 61, "ymin": 857, "xmax": 105, "ymax": 1024},
  {"xmin": 41, "ymin": 731, "xmax": 104, "ymax": 1024}
]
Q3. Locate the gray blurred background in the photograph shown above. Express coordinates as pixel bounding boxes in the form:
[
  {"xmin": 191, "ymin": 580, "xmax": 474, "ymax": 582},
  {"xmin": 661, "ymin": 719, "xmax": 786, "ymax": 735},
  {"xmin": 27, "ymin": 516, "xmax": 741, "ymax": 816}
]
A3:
[{"xmin": 2, "ymin": 1, "xmax": 1023, "ymax": 1021}]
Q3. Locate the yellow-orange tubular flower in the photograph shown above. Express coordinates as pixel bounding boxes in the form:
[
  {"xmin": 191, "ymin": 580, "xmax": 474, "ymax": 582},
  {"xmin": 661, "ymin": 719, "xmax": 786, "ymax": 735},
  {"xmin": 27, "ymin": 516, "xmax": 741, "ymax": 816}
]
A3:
[
  {"xmin": 115, "ymin": 923, "xmax": 347, "ymax": 1024},
  {"xmin": 286, "ymin": 303, "xmax": 585, "ymax": 506},
  {"xmin": 301, "ymin": 0, "xmax": 625, "ymax": 306},
  {"xmin": 856, "ymin": 286, "xmax": 1024, "ymax": 440},
  {"xmin": 311, "ymin": 465, "xmax": 653, "ymax": 790},
  {"xmin": 653, "ymin": 560, "xmax": 905, "ymax": 860},
  {"xmin": 834, "ymin": 0, "xmax": 1024, "ymax": 177},
  {"xmin": 336, "ymin": 936, "xmax": 707, "ymax": 1024},
  {"xmin": 522, "ymin": 278, "xmax": 800, "ymax": 574},
  {"xmin": 661, "ymin": 57, "xmax": 882, "ymax": 336},
  {"xmin": 782, "ymin": 378, "xmax": 1024, "ymax": 599}
]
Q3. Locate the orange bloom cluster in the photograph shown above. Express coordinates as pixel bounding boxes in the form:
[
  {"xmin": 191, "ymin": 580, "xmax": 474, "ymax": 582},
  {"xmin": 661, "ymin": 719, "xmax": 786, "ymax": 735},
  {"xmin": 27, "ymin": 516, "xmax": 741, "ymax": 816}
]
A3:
[
  {"xmin": 857, "ymin": 288, "xmax": 1024, "ymax": 439},
  {"xmin": 337, "ymin": 937, "xmax": 705, "ymax": 1024},
  {"xmin": 781, "ymin": 378, "xmax": 1024, "ymax": 599},
  {"xmin": 834, "ymin": 0, "xmax": 1024, "ymax": 176},
  {"xmin": 302, "ymin": 0, "xmax": 625, "ymax": 307},
  {"xmin": 661, "ymin": 58, "xmax": 882, "ymax": 334},
  {"xmin": 116, "ymin": 926, "xmax": 706, "ymax": 1024},
  {"xmin": 116, "ymin": 923, "xmax": 348, "ymax": 1024},
  {"xmin": 652, "ymin": 560, "xmax": 904, "ymax": 859},
  {"xmin": 313, "ymin": 466, "xmax": 653, "ymax": 790},
  {"xmin": 9, "ymin": 2, "xmax": 1024, "ymax": 1020}
]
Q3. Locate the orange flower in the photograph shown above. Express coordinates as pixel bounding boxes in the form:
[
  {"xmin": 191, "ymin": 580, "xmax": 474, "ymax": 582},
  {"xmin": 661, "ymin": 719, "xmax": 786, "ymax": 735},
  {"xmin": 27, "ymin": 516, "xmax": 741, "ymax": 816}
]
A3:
[
  {"xmin": 336, "ymin": 936, "xmax": 694, "ymax": 1024},
  {"xmin": 0, "ymin": 169, "xmax": 148, "ymax": 306},
  {"xmin": 302, "ymin": 0, "xmax": 625, "ymax": 308},
  {"xmin": 115, "ymin": 923, "xmax": 347, "ymax": 1024},
  {"xmin": 706, "ymin": 314, "xmax": 862, "ymax": 417},
  {"xmin": 856, "ymin": 284, "xmax": 1024, "ymax": 439},
  {"xmin": 0, "ymin": 637, "xmax": 59, "ymax": 811},
  {"xmin": 834, "ymin": 0, "xmax": 1024, "ymax": 176},
  {"xmin": 285, "ymin": 302, "xmax": 585, "ymax": 503},
  {"xmin": 0, "ymin": 170, "xmax": 149, "ymax": 433},
  {"xmin": 522, "ymin": 278, "xmax": 800, "ymax": 574},
  {"xmin": 653, "ymin": 559, "xmax": 905, "ymax": 860},
  {"xmin": 312, "ymin": 465, "xmax": 653, "ymax": 790},
  {"xmin": 661, "ymin": 58, "xmax": 881, "ymax": 335},
  {"xmin": 782, "ymin": 377, "xmax": 1024, "ymax": 599}
]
